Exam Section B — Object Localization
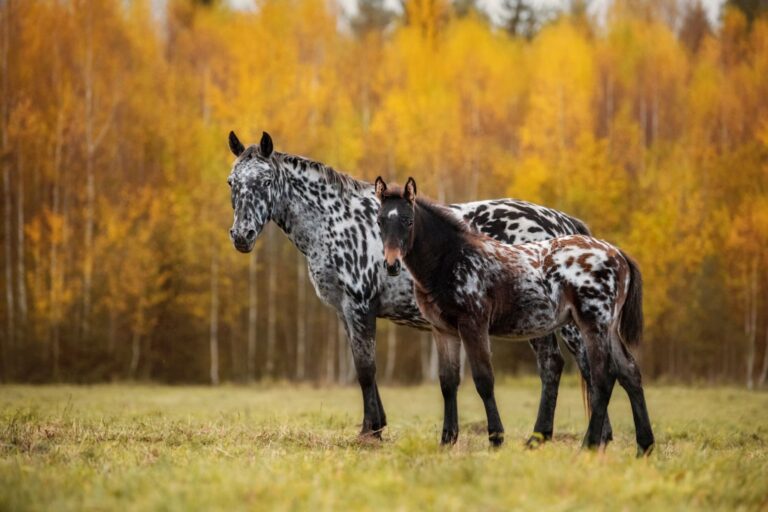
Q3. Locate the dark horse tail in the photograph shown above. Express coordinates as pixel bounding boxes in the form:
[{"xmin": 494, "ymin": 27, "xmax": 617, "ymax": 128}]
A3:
[{"xmin": 618, "ymin": 250, "xmax": 644, "ymax": 347}]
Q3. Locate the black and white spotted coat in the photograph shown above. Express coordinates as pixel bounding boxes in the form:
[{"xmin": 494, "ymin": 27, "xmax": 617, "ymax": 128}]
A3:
[{"xmin": 228, "ymin": 146, "xmax": 590, "ymax": 362}]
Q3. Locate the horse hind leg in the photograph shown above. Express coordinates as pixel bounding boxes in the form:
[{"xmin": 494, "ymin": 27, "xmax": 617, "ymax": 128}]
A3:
[
  {"xmin": 526, "ymin": 334, "xmax": 564, "ymax": 448},
  {"xmin": 574, "ymin": 321, "xmax": 614, "ymax": 451},
  {"xmin": 610, "ymin": 331, "xmax": 655, "ymax": 457},
  {"xmin": 559, "ymin": 323, "xmax": 614, "ymax": 444}
]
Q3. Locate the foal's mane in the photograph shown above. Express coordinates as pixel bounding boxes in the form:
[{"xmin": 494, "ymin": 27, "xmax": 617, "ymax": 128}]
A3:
[
  {"xmin": 277, "ymin": 152, "xmax": 370, "ymax": 196},
  {"xmin": 382, "ymin": 187, "xmax": 469, "ymax": 236}
]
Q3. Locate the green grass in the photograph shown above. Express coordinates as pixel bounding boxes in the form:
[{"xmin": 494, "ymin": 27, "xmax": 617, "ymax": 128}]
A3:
[{"xmin": 1, "ymin": 379, "xmax": 767, "ymax": 511}]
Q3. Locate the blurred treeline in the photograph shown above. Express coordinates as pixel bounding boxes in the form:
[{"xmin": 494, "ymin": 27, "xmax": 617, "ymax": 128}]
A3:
[{"xmin": 0, "ymin": 0, "xmax": 766, "ymax": 386}]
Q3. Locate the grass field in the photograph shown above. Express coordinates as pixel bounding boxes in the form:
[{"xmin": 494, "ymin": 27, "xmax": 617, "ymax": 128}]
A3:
[{"xmin": 1, "ymin": 379, "xmax": 767, "ymax": 511}]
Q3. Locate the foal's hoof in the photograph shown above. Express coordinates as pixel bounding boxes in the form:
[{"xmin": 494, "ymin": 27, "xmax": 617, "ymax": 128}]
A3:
[
  {"xmin": 525, "ymin": 432, "xmax": 548, "ymax": 450},
  {"xmin": 488, "ymin": 432, "xmax": 505, "ymax": 448},
  {"xmin": 636, "ymin": 443, "xmax": 655, "ymax": 458},
  {"xmin": 441, "ymin": 429, "xmax": 459, "ymax": 445},
  {"xmin": 358, "ymin": 426, "xmax": 384, "ymax": 442}
]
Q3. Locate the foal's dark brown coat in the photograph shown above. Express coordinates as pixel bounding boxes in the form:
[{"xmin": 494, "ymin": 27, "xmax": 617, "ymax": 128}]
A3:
[{"xmin": 375, "ymin": 177, "xmax": 654, "ymax": 455}]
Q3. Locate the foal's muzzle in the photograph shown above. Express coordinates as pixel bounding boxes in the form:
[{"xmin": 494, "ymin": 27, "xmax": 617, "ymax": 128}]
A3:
[{"xmin": 384, "ymin": 259, "xmax": 401, "ymax": 277}]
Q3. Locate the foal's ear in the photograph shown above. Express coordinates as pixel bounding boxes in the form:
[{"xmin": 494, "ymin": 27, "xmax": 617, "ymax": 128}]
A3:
[
  {"xmin": 404, "ymin": 177, "xmax": 417, "ymax": 204},
  {"xmin": 259, "ymin": 131, "xmax": 274, "ymax": 158},
  {"xmin": 374, "ymin": 176, "xmax": 387, "ymax": 201},
  {"xmin": 229, "ymin": 131, "xmax": 245, "ymax": 157}
]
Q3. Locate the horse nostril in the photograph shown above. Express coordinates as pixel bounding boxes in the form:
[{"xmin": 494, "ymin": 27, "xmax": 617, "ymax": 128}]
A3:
[
  {"xmin": 246, "ymin": 229, "xmax": 256, "ymax": 241},
  {"xmin": 229, "ymin": 229, "xmax": 236, "ymax": 240}
]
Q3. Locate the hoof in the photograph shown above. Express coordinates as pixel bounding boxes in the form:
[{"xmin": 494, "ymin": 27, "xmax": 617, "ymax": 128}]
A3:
[
  {"xmin": 441, "ymin": 429, "xmax": 459, "ymax": 445},
  {"xmin": 359, "ymin": 426, "xmax": 384, "ymax": 441},
  {"xmin": 525, "ymin": 432, "xmax": 548, "ymax": 450},
  {"xmin": 489, "ymin": 432, "xmax": 505, "ymax": 448},
  {"xmin": 636, "ymin": 443, "xmax": 655, "ymax": 458}
]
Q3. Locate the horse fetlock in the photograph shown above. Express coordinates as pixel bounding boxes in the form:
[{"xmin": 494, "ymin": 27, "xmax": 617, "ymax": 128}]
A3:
[
  {"xmin": 636, "ymin": 442, "xmax": 655, "ymax": 458},
  {"xmin": 488, "ymin": 431, "xmax": 505, "ymax": 447},
  {"xmin": 441, "ymin": 428, "xmax": 459, "ymax": 445},
  {"xmin": 525, "ymin": 431, "xmax": 549, "ymax": 450}
]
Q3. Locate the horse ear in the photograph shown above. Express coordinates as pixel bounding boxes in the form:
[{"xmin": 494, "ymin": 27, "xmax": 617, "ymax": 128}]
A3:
[
  {"xmin": 260, "ymin": 131, "xmax": 274, "ymax": 158},
  {"xmin": 404, "ymin": 177, "xmax": 417, "ymax": 204},
  {"xmin": 229, "ymin": 131, "xmax": 245, "ymax": 157},
  {"xmin": 374, "ymin": 176, "xmax": 387, "ymax": 201}
]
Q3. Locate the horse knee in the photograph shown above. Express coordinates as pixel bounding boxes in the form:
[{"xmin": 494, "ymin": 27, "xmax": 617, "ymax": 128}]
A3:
[{"xmin": 472, "ymin": 372, "xmax": 495, "ymax": 400}]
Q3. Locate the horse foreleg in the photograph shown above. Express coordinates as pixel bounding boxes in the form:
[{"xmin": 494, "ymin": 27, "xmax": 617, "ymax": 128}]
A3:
[
  {"xmin": 341, "ymin": 306, "xmax": 384, "ymax": 439},
  {"xmin": 459, "ymin": 321, "xmax": 504, "ymax": 447},
  {"xmin": 526, "ymin": 334, "xmax": 564, "ymax": 448},
  {"xmin": 434, "ymin": 328, "xmax": 462, "ymax": 445}
]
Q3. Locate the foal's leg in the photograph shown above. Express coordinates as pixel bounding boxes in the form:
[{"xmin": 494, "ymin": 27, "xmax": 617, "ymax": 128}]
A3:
[
  {"xmin": 433, "ymin": 328, "xmax": 462, "ymax": 445},
  {"xmin": 459, "ymin": 321, "xmax": 504, "ymax": 447},
  {"xmin": 611, "ymin": 334, "xmax": 655, "ymax": 456},
  {"xmin": 526, "ymin": 334, "xmax": 564, "ymax": 448},
  {"xmin": 580, "ymin": 328, "xmax": 614, "ymax": 450},
  {"xmin": 341, "ymin": 305, "xmax": 384, "ymax": 438},
  {"xmin": 560, "ymin": 323, "xmax": 614, "ymax": 443}
]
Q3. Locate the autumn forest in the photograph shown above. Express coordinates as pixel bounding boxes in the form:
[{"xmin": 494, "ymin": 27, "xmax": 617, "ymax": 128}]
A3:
[{"xmin": 0, "ymin": 0, "xmax": 767, "ymax": 387}]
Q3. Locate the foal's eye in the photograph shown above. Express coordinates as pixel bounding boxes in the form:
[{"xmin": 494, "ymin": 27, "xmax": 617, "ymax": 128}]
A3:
[
  {"xmin": 263, "ymin": 179, "xmax": 272, "ymax": 188},
  {"xmin": 403, "ymin": 218, "xmax": 413, "ymax": 227}
]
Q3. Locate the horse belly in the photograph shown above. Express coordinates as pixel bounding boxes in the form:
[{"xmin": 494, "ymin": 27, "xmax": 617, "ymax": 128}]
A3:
[{"xmin": 488, "ymin": 280, "xmax": 561, "ymax": 340}]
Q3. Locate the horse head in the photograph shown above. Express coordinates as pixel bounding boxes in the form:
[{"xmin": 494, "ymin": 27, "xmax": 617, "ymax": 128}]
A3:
[
  {"xmin": 374, "ymin": 176, "xmax": 417, "ymax": 276},
  {"xmin": 227, "ymin": 130, "xmax": 280, "ymax": 253}
]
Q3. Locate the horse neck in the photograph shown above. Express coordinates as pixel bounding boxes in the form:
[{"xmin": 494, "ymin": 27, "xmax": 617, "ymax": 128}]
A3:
[
  {"xmin": 405, "ymin": 203, "xmax": 468, "ymax": 289},
  {"xmin": 270, "ymin": 152, "xmax": 370, "ymax": 258}
]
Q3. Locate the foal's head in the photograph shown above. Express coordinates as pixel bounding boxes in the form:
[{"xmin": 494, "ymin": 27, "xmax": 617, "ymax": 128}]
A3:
[
  {"xmin": 374, "ymin": 176, "xmax": 418, "ymax": 276},
  {"xmin": 227, "ymin": 131, "xmax": 279, "ymax": 253}
]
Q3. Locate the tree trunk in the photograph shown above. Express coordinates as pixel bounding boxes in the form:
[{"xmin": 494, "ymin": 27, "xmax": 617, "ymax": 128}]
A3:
[
  {"xmin": 3, "ymin": 161, "xmax": 15, "ymax": 368},
  {"xmin": 209, "ymin": 249, "xmax": 220, "ymax": 386},
  {"xmin": 337, "ymin": 317, "xmax": 347, "ymax": 384},
  {"xmin": 758, "ymin": 327, "xmax": 768, "ymax": 388},
  {"xmin": 247, "ymin": 249, "xmax": 258, "ymax": 381},
  {"xmin": 0, "ymin": 0, "xmax": 12, "ymax": 379},
  {"xmin": 385, "ymin": 323, "xmax": 396, "ymax": 383},
  {"xmin": 266, "ymin": 231, "xmax": 277, "ymax": 378},
  {"xmin": 16, "ymin": 155, "xmax": 27, "ymax": 338},
  {"xmin": 81, "ymin": 7, "xmax": 95, "ymax": 340},
  {"xmin": 129, "ymin": 330, "xmax": 141, "ymax": 379},
  {"xmin": 745, "ymin": 259, "xmax": 758, "ymax": 390},
  {"xmin": 420, "ymin": 331, "xmax": 431, "ymax": 382},
  {"xmin": 326, "ymin": 314, "xmax": 336, "ymax": 383},
  {"xmin": 296, "ymin": 253, "xmax": 307, "ymax": 380}
]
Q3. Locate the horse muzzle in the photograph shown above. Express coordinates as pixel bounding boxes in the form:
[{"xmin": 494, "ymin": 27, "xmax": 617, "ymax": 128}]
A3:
[
  {"xmin": 230, "ymin": 227, "xmax": 258, "ymax": 253},
  {"xmin": 384, "ymin": 259, "xmax": 401, "ymax": 277}
]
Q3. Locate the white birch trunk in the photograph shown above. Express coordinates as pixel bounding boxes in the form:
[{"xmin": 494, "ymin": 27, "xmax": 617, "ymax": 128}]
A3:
[
  {"xmin": 209, "ymin": 250, "xmax": 220, "ymax": 386},
  {"xmin": 2, "ymin": 160, "xmax": 14, "ymax": 354},
  {"xmin": 16, "ymin": 157, "xmax": 27, "ymax": 332},
  {"xmin": 745, "ymin": 259, "xmax": 758, "ymax": 390},
  {"xmin": 296, "ymin": 253, "xmax": 307, "ymax": 380},
  {"xmin": 266, "ymin": 232, "xmax": 277, "ymax": 378},
  {"xmin": 758, "ymin": 328, "xmax": 768, "ymax": 389},
  {"xmin": 247, "ymin": 250, "xmax": 258, "ymax": 381},
  {"xmin": 385, "ymin": 324, "xmax": 396, "ymax": 383}
]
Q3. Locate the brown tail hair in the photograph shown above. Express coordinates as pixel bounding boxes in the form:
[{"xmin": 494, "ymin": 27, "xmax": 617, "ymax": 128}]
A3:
[{"xmin": 619, "ymin": 250, "xmax": 644, "ymax": 347}]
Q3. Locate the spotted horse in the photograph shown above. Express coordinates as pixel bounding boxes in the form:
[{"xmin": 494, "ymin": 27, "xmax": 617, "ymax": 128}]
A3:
[
  {"xmin": 226, "ymin": 130, "xmax": 614, "ymax": 446},
  {"xmin": 374, "ymin": 177, "xmax": 655, "ymax": 456}
]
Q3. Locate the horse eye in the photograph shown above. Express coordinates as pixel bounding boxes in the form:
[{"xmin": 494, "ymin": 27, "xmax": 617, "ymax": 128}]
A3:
[
  {"xmin": 403, "ymin": 217, "xmax": 413, "ymax": 226},
  {"xmin": 263, "ymin": 179, "xmax": 272, "ymax": 187}
]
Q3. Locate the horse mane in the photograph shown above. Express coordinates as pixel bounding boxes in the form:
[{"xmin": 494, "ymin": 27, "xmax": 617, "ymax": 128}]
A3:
[{"xmin": 277, "ymin": 152, "xmax": 370, "ymax": 196}]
